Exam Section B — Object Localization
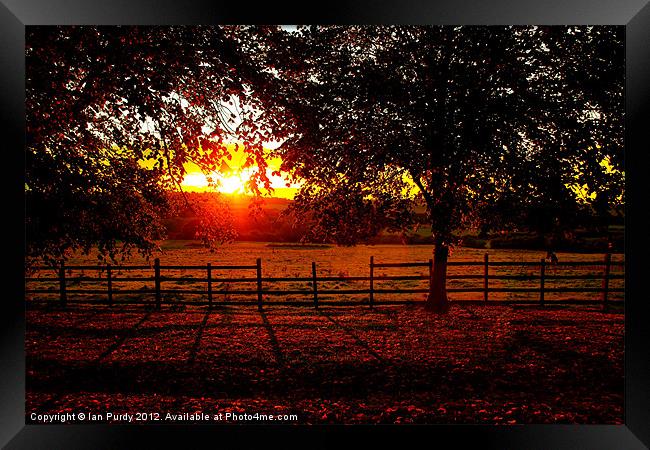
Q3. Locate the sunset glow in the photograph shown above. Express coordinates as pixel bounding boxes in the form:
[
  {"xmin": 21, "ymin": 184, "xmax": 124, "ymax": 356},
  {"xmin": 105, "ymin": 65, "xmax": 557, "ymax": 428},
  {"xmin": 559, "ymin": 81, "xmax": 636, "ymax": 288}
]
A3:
[
  {"xmin": 218, "ymin": 174, "xmax": 246, "ymax": 194},
  {"xmin": 179, "ymin": 147, "xmax": 301, "ymax": 199},
  {"xmin": 181, "ymin": 168, "xmax": 258, "ymax": 195}
]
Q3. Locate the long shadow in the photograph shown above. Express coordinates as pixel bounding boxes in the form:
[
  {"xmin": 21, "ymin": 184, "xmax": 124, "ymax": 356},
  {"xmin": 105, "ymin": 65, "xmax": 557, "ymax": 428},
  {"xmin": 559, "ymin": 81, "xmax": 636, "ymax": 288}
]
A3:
[
  {"xmin": 318, "ymin": 310, "xmax": 385, "ymax": 363},
  {"xmin": 26, "ymin": 321, "xmax": 334, "ymax": 338},
  {"xmin": 259, "ymin": 310, "xmax": 286, "ymax": 370},
  {"xmin": 499, "ymin": 328, "xmax": 623, "ymax": 393},
  {"xmin": 28, "ymin": 310, "xmax": 152, "ymax": 415},
  {"xmin": 29, "ymin": 306, "xmax": 142, "ymax": 415},
  {"xmin": 95, "ymin": 312, "xmax": 152, "ymax": 363},
  {"xmin": 187, "ymin": 310, "xmax": 210, "ymax": 364},
  {"xmin": 26, "ymin": 316, "xmax": 623, "ymax": 414}
]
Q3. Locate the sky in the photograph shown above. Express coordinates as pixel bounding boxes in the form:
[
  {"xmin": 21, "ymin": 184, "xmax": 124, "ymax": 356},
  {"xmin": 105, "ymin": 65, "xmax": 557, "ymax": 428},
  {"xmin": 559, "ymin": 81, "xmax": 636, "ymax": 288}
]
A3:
[
  {"xmin": 180, "ymin": 143, "xmax": 302, "ymax": 199},
  {"xmin": 176, "ymin": 139, "xmax": 620, "ymax": 203}
]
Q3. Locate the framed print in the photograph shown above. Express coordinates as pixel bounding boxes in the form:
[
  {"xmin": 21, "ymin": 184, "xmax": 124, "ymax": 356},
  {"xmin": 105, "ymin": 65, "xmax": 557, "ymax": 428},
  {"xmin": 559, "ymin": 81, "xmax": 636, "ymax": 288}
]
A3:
[{"xmin": 2, "ymin": 0, "xmax": 649, "ymax": 448}]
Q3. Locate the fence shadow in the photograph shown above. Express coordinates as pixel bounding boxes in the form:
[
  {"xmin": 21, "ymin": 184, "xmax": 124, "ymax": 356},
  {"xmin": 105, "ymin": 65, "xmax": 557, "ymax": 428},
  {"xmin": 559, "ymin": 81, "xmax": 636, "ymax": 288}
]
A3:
[
  {"xmin": 187, "ymin": 310, "xmax": 210, "ymax": 364},
  {"xmin": 259, "ymin": 310, "xmax": 286, "ymax": 370},
  {"xmin": 318, "ymin": 310, "xmax": 385, "ymax": 363},
  {"xmin": 95, "ymin": 312, "xmax": 152, "ymax": 363}
]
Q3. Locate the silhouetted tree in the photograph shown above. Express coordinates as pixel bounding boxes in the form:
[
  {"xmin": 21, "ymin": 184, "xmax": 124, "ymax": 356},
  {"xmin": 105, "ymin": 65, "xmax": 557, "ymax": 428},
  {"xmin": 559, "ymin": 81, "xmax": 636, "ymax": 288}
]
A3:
[
  {"xmin": 237, "ymin": 26, "xmax": 624, "ymax": 312},
  {"xmin": 26, "ymin": 26, "xmax": 272, "ymax": 265}
]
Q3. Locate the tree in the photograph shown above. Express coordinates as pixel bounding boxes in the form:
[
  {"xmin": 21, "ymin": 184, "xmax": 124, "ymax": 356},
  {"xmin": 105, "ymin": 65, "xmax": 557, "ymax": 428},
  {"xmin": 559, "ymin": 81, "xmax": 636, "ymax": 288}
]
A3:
[
  {"xmin": 26, "ymin": 26, "xmax": 274, "ymax": 265},
  {"xmin": 236, "ymin": 26, "xmax": 624, "ymax": 312}
]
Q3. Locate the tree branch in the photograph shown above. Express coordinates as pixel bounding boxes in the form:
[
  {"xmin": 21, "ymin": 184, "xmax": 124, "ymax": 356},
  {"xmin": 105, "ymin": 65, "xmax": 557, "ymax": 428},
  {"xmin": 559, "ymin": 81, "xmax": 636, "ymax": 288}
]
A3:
[{"xmin": 409, "ymin": 169, "xmax": 434, "ymax": 207}]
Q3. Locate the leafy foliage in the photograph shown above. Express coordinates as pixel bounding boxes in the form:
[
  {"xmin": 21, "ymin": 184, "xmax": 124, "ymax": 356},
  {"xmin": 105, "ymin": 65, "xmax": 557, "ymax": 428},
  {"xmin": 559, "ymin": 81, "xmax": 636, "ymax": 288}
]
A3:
[
  {"xmin": 232, "ymin": 26, "xmax": 624, "ymax": 308},
  {"xmin": 238, "ymin": 26, "xmax": 624, "ymax": 244},
  {"xmin": 25, "ymin": 26, "xmax": 271, "ymax": 265}
]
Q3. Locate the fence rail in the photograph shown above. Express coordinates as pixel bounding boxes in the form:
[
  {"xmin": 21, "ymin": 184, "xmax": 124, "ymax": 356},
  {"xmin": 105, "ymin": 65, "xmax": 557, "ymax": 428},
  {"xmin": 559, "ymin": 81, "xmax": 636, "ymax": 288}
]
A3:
[{"xmin": 25, "ymin": 254, "xmax": 624, "ymax": 310}]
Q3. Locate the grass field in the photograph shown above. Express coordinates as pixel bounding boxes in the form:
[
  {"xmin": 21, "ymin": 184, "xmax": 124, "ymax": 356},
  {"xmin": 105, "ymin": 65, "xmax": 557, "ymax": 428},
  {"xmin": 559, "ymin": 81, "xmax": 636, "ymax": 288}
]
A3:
[
  {"xmin": 25, "ymin": 242, "xmax": 625, "ymax": 424},
  {"xmin": 26, "ymin": 303, "xmax": 623, "ymax": 424},
  {"xmin": 26, "ymin": 241, "xmax": 625, "ymax": 305}
]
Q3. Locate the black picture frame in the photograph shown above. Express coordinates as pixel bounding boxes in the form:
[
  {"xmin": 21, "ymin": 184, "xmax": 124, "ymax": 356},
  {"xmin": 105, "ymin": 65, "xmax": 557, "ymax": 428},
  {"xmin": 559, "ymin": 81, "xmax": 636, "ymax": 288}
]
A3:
[{"xmin": 2, "ymin": 1, "xmax": 648, "ymax": 448}]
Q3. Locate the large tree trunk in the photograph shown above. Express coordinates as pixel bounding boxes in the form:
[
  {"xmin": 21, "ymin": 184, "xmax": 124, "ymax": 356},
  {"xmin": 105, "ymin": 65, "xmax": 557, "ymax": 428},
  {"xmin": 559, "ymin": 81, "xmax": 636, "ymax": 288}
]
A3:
[{"xmin": 425, "ymin": 240, "xmax": 450, "ymax": 313}]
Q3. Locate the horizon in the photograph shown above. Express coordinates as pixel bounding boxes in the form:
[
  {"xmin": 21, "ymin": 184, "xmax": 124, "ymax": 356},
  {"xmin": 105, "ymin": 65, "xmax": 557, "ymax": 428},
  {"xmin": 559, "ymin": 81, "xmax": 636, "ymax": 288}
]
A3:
[{"xmin": 178, "ymin": 142, "xmax": 301, "ymax": 199}]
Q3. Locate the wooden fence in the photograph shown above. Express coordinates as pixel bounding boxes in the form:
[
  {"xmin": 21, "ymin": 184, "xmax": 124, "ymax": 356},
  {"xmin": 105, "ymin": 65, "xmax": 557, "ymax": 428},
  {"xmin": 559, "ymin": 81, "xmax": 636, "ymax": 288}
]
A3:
[{"xmin": 25, "ymin": 254, "xmax": 624, "ymax": 310}]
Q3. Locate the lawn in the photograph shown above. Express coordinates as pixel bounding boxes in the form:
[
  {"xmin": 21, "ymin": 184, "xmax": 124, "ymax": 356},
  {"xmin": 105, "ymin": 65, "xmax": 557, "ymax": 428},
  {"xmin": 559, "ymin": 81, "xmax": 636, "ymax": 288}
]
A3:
[
  {"xmin": 25, "ymin": 242, "xmax": 625, "ymax": 305},
  {"xmin": 26, "ymin": 303, "xmax": 623, "ymax": 424}
]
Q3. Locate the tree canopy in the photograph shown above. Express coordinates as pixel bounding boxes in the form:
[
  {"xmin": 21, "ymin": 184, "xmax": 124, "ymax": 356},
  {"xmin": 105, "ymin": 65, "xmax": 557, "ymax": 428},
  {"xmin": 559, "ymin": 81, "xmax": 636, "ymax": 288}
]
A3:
[
  {"xmin": 26, "ymin": 26, "xmax": 274, "ymax": 264},
  {"xmin": 235, "ymin": 25, "xmax": 624, "ymax": 309}
]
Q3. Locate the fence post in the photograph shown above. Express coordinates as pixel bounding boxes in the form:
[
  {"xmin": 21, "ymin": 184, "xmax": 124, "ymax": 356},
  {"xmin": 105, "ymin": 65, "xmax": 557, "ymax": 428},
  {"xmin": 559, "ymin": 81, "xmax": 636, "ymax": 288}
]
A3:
[
  {"xmin": 428, "ymin": 258, "xmax": 433, "ymax": 292},
  {"xmin": 107, "ymin": 264, "xmax": 113, "ymax": 306},
  {"xmin": 59, "ymin": 261, "xmax": 67, "ymax": 307},
  {"xmin": 256, "ymin": 258, "xmax": 263, "ymax": 311},
  {"xmin": 207, "ymin": 262, "xmax": 212, "ymax": 309},
  {"xmin": 539, "ymin": 258, "xmax": 546, "ymax": 306},
  {"xmin": 369, "ymin": 256, "xmax": 374, "ymax": 308},
  {"xmin": 312, "ymin": 261, "xmax": 318, "ymax": 309},
  {"xmin": 483, "ymin": 253, "xmax": 489, "ymax": 303},
  {"xmin": 602, "ymin": 252, "xmax": 611, "ymax": 311},
  {"xmin": 154, "ymin": 258, "xmax": 161, "ymax": 310}
]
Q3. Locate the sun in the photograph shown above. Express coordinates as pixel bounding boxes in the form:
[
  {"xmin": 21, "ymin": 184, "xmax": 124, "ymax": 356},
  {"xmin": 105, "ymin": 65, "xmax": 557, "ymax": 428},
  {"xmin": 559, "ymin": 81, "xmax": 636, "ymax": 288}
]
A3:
[
  {"xmin": 218, "ymin": 174, "xmax": 246, "ymax": 194},
  {"xmin": 181, "ymin": 168, "xmax": 251, "ymax": 195},
  {"xmin": 178, "ymin": 144, "xmax": 303, "ymax": 198}
]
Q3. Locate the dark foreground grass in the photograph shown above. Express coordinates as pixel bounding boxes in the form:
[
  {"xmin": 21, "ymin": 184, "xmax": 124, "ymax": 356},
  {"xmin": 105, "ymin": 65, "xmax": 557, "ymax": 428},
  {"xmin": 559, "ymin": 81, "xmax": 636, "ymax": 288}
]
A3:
[{"xmin": 25, "ymin": 303, "xmax": 623, "ymax": 424}]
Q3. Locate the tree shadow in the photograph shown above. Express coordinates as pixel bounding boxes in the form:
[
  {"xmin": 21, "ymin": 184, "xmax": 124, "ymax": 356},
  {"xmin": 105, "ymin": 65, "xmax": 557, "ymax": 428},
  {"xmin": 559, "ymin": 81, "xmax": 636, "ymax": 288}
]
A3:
[{"xmin": 259, "ymin": 309, "xmax": 286, "ymax": 370}]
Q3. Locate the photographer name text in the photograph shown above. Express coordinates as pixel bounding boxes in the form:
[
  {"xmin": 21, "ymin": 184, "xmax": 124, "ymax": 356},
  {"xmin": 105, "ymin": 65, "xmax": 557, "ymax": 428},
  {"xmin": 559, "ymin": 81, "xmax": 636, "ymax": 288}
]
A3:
[{"xmin": 29, "ymin": 411, "xmax": 298, "ymax": 423}]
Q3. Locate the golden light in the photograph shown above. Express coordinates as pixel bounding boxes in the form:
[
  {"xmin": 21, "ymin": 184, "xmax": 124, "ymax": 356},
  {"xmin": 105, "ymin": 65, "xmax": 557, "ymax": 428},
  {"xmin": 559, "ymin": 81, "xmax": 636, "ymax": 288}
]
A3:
[
  {"xmin": 216, "ymin": 172, "xmax": 247, "ymax": 194},
  {"xmin": 181, "ymin": 167, "xmax": 259, "ymax": 195},
  {"xmin": 181, "ymin": 171, "xmax": 245, "ymax": 194},
  {"xmin": 178, "ymin": 143, "xmax": 302, "ymax": 198},
  {"xmin": 181, "ymin": 172, "xmax": 209, "ymax": 190}
]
